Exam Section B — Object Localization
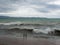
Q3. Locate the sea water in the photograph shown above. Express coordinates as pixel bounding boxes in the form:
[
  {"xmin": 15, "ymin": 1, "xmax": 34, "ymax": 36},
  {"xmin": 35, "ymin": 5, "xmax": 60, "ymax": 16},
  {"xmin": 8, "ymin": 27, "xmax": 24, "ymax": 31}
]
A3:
[{"xmin": 0, "ymin": 17, "xmax": 60, "ymax": 39}]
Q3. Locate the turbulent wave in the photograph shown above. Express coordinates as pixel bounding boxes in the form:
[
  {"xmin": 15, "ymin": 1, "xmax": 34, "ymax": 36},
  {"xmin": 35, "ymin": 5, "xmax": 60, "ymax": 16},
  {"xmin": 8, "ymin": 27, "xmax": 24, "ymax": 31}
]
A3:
[{"xmin": 0, "ymin": 21, "xmax": 60, "ymax": 37}]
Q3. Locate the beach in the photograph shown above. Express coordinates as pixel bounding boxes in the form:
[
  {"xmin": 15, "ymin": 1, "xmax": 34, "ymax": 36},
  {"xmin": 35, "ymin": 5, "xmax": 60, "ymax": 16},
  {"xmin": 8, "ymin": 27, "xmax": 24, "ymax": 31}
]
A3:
[{"xmin": 0, "ymin": 35, "xmax": 56, "ymax": 45}]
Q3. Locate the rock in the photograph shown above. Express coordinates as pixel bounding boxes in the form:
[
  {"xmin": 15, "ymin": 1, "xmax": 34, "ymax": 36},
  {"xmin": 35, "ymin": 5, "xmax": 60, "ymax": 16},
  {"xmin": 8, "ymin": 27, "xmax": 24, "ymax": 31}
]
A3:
[{"xmin": 48, "ymin": 29, "xmax": 60, "ymax": 36}]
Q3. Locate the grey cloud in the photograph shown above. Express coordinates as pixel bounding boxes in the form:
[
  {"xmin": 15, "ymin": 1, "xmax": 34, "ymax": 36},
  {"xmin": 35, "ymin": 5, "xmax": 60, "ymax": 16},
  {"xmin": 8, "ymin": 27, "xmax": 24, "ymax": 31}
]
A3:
[
  {"xmin": 0, "ymin": 0, "xmax": 19, "ymax": 13},
  {"xmin": 0, "ymin": 7, "xmax": 16, "ymax": 12},
  {"xmin": 37, "ymin": 4, "xmax": 60, "ymax": 13},
  {"xmin": 35, "ymin": 8, "xmax": 50, "ymax": 13},
  {"xmin": 0, "ymin": 0, "xmax": 60, "ymax": 17},
  {"xmin": 46, "ymin": 4, "xmax": 60, "ymax": 10},
  {"xmin": 34, "ymin": 1, "xmax": 60, "ymax": 13}
]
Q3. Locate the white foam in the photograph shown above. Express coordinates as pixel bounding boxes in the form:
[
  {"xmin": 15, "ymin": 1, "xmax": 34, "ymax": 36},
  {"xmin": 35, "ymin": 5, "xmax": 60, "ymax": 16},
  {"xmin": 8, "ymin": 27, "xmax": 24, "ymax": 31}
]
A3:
[
  {"xmin": 34, "ymin": 27, "xmax": 52, "ymax": 34},
  {"xmin": 0, "ymin": 22, "xmax": 22, "ymax": 25}
]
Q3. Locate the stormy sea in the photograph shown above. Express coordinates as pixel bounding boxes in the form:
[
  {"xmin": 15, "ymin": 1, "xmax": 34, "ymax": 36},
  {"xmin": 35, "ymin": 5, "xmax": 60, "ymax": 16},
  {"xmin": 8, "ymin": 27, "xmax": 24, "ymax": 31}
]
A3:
[{"xmin": 0, "ymin": 17, "xmax": 60, "ymax": 45}]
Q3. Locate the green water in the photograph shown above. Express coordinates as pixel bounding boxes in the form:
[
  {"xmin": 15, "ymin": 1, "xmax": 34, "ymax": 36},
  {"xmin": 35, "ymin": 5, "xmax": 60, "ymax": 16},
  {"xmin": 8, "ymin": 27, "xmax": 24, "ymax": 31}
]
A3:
[{"xmin": 0, "ymin": 18, "xmax": 60, "ymax": 24}]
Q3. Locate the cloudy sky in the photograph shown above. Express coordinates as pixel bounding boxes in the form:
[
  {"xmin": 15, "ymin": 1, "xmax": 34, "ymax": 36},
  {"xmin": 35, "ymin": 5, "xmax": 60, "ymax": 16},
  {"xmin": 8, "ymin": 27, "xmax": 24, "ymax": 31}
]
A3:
[{"xmin": 0, "ymin": 0, "xmax": 60, "ymax": 18}]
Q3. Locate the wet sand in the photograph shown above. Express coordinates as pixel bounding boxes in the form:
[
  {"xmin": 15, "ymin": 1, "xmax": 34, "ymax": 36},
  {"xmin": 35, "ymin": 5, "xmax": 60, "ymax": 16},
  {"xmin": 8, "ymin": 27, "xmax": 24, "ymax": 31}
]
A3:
[{"xmin": 0, "ymin": 35, "xmax": 56, "ymax": 45}]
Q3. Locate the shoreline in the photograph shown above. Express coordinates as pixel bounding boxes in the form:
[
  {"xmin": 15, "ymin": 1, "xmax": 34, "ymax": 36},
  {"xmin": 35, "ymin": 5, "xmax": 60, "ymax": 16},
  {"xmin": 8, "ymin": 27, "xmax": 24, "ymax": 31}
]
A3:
[{"xmin": 0, "ymin": 35, "xmax": 56, "ymax": 45}]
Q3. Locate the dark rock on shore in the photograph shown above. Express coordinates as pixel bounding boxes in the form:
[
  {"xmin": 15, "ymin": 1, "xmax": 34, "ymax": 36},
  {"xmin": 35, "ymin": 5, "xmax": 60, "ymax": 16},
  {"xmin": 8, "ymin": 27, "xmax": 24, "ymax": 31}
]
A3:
[{"xmin": 48, "ymin": 29, "xmax": 60, "ymax": 36}]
